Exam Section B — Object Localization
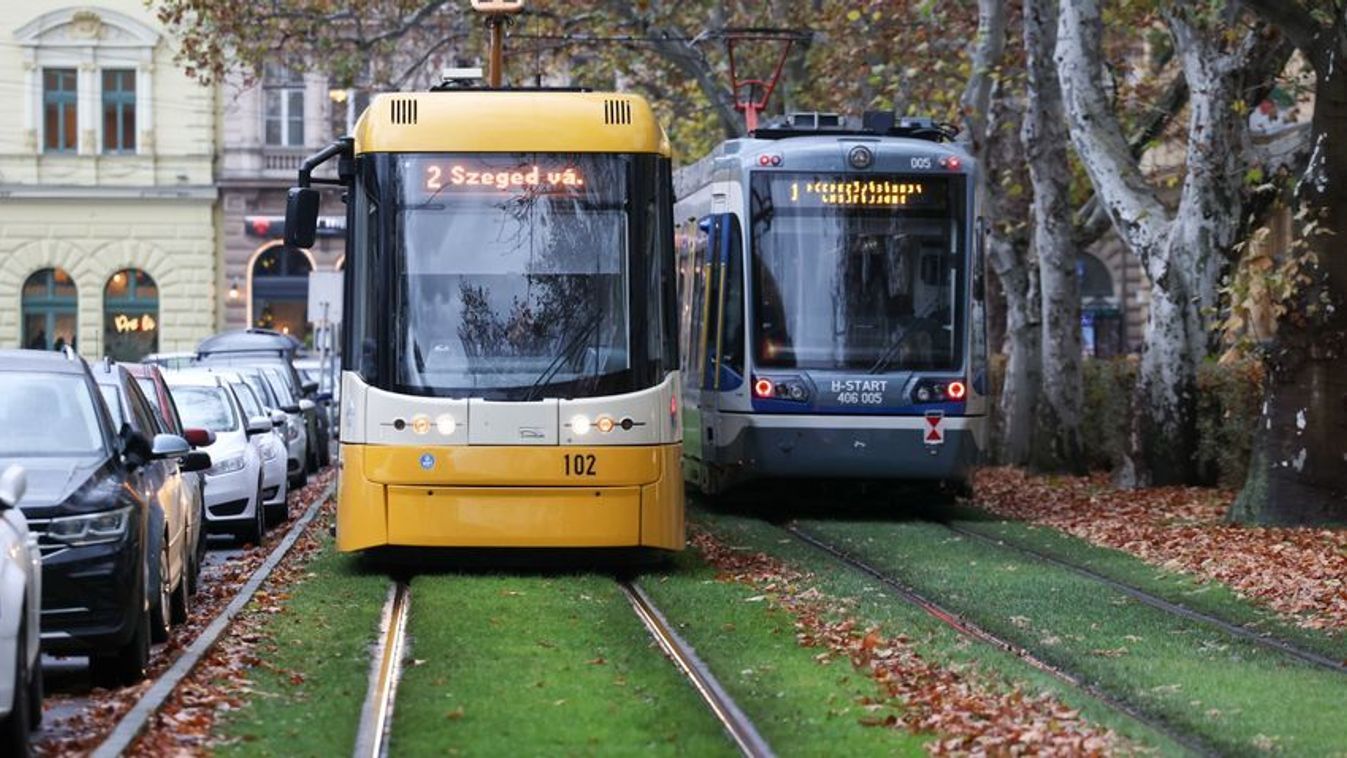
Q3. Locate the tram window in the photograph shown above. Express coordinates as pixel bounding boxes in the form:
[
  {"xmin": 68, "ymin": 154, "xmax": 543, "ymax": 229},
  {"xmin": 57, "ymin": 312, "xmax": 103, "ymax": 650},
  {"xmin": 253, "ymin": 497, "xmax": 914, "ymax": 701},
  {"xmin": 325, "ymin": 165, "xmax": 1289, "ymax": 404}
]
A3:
[{"xmin": 349, "ymin": 179, "xmax": 381, "ymax": 380}]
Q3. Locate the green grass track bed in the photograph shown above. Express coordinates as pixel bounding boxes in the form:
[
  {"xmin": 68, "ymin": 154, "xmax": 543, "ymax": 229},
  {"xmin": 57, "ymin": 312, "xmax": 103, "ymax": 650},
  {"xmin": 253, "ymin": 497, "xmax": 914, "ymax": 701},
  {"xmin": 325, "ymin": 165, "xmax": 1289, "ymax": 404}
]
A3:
[
  {"xmin": 390, "ymin": 573, "xmax": 733, "ymax": 756},
  {"xmin": 639, "ymin": 551, "xmax": 929, "ymax": 756},
  {"xmin": 214, "ymin": 536, "xmax": 389, "ymax": 756},
  {"xmin": 797, "ymin": 516, "xmax": 1347, "ymax": 755}
]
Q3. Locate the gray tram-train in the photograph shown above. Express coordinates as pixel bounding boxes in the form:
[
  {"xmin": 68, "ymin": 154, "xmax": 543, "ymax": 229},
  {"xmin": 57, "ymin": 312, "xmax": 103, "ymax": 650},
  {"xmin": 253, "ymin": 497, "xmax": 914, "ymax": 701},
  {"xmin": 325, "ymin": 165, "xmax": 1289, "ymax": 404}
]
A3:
[{"xmin": 674, "ymin": 112, "xmax": 988, "ymax": 495}]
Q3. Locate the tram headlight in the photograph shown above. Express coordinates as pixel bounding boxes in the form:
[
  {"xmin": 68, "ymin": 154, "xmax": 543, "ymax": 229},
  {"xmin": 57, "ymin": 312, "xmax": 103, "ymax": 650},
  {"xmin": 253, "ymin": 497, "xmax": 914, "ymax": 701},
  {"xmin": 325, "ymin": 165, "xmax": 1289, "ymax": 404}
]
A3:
[
  {"xmin": 435, "ymin": 413, "xmax": 457, "ymax": 436},
  {"xmin": 596, "ymin": 416, "xmax": 615, "ymax": 434},
  {"xmin": 411, "ymin": 414, "xmax": 432, "ymax": 435},
  {"xmin": 571, "ymin": 414, "xmax": 592, "ymax": 435}
]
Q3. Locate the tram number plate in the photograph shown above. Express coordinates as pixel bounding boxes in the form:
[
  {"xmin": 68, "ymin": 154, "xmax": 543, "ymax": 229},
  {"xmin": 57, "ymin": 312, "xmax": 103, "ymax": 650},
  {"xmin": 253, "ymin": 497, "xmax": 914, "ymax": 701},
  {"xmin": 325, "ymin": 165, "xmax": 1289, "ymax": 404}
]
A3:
[{"xmin": 564, "ymin": 453, "xmax": 598, "ymax": 477}]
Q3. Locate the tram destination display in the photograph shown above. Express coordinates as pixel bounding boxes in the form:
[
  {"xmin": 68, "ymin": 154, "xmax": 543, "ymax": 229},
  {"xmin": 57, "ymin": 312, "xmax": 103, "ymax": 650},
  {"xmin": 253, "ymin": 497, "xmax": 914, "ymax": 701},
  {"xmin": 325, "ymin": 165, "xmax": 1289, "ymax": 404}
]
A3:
[{"xmin": 765, "ymin": 173, "xmax": 949, "ymax": 210}]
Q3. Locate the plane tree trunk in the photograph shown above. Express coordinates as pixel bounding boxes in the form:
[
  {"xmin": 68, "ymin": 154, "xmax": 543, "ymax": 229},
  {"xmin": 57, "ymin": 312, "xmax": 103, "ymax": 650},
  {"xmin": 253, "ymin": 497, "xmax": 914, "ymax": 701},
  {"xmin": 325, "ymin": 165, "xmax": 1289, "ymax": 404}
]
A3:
[
  {"xmin": 1232, "ymin": 1, "xmax": 1347, "ymax": 524},
  {"xmin": 1056, "ymin": 1, "xmax": 1263, "ymax": 484},
  {"xmin": 1023, "ymin": 0, "xmax": 1084, "ymax": 473}
]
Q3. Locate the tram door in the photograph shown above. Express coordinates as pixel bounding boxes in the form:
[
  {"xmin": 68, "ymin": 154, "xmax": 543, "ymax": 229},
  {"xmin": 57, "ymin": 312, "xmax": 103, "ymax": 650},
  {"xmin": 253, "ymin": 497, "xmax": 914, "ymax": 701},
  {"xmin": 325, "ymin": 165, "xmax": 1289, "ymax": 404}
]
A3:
[{"xmin": 694, "ymin": 214, "xmax": 745, "ymax": 468}]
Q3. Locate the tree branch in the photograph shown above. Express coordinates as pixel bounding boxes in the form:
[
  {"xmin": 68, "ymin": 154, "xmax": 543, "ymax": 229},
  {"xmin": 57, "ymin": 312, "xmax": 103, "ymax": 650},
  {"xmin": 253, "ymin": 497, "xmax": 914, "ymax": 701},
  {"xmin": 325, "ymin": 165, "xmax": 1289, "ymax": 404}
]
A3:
[
  {"xmin": 1056, "ymin": 0, "xmax": 1170, "ymax": 265},
  {"xmin": 959, "ymin": 0, "xmax": 1009, "ymax": 158},
  {"xmin": 1241, "ymin": 0, "xmax": 1323, "ymax": 60}
]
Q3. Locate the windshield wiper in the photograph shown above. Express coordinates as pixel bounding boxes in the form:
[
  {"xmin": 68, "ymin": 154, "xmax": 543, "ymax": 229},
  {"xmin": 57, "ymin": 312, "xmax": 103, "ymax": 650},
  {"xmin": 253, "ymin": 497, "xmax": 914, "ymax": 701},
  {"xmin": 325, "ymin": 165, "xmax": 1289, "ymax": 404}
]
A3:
[
  {"xmin": 522, "ymin": 312, "xmax": 602, "ymax": 401},
  {"xmin": 866, "ymin": 304, "xmax": 943, "ymax": 375}
]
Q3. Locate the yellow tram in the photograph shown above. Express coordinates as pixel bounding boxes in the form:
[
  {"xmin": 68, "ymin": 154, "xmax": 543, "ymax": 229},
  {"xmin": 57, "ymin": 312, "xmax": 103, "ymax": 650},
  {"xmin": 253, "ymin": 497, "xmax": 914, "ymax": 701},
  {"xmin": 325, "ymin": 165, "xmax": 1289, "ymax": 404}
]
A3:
[{"xmin": 286, "ymin": 82, "xmax": 684, "ymax": 552}]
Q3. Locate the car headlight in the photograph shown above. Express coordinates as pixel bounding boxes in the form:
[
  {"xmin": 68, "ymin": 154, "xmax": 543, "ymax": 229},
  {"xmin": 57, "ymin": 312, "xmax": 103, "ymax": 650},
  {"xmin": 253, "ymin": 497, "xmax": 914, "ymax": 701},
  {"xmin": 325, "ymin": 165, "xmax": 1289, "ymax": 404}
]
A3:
[
  {"xmin": 47, "ymin": 506, "xmax": 132, "ymax": 546},
  {"xmin": 208, "ymin": 454, "xmax": 247, "ymax": 476},
  {"xmin": 286, "ymin": 419, "xmax": 301, "ymax": 442},
  {"xmin": 261, "ymin": 440, "xmax": 281, "ymax": 461}
]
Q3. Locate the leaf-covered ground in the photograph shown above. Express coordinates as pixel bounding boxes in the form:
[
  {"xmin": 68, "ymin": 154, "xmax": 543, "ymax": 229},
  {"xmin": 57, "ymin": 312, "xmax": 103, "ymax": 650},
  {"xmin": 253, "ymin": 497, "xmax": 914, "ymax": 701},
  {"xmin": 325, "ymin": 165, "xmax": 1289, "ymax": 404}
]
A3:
[
  {"xmin": 34, "ymin": 468, "xmax": 339, "ymax": 756},
  {"xmin": 690, "ymin": 528, "xmax": 1122, "ymax": 755},
  {"xmin": 974, "ymin": 467, "xmax": 1347, "ymax": 631}
]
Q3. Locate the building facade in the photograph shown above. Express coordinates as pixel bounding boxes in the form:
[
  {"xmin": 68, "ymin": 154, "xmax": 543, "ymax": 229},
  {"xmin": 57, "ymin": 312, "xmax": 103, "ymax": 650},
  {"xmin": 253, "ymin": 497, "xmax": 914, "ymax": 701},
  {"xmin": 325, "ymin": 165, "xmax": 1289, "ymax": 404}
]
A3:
[
  {"xmin": 217, "ymin": 67, "xmax": 348, "ymax": 344},
  {"xmin": 0, "ymin": 3, "xmax": 217, "ymax": 359}
]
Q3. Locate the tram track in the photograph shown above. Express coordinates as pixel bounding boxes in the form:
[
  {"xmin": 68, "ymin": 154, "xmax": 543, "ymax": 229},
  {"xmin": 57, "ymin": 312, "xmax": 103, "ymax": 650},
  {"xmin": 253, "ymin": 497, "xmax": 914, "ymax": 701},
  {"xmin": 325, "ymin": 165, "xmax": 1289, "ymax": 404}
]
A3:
[
  {"xmin": 353, "ymin": 581, "xmax": 411, "ymax": 758},
  {"xmin": 938, "ymin": 521, "xmax": 1347, "ymax": 675},
  {"xmin": 783, "ymin": 523, "xmax": 1218, "ymax": 756},
  {"xmin": 619, "ymin": 579, "xmax": 775, "ymax": 758}
]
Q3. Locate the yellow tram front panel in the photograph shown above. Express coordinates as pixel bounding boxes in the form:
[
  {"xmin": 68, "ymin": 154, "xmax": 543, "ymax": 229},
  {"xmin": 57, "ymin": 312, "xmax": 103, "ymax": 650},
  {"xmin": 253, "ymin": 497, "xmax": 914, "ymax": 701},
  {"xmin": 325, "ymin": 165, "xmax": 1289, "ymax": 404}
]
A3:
[{"xmin": 336, "ymin": 443, "xmax": 684, "ymax": 551}]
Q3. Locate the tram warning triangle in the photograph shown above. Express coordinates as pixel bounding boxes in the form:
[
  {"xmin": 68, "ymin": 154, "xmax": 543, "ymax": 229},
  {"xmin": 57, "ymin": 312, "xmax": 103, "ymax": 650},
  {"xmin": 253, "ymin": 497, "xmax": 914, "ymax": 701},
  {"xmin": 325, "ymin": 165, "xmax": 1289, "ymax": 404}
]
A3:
[{"xmin": 924, "ymin": 412, "xmax": 945, "ymax": 445}]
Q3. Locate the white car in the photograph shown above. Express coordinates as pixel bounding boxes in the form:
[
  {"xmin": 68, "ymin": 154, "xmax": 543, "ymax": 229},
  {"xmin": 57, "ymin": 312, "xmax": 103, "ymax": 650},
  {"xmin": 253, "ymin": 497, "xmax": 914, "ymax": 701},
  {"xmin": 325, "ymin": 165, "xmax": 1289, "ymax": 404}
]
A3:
[
  {"xmin": 217, "ymin": 373, "xmax": 290, "ymax": 526},
  {"xmin": 0, "ymin": 466, "xmax": 42, "ymax": 751},
  {"xmin": 165, "ymin": 371, "xmax": 270, "ymax": 544}
]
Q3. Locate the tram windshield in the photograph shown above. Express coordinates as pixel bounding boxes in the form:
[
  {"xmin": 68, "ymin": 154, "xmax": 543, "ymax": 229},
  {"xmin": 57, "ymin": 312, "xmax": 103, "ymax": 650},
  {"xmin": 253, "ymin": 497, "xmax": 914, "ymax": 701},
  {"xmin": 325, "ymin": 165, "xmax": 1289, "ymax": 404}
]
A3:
[
  {"xmin": 749, "ymin": 172, "xmax": 963, "ymax": 372},
  {"xmin": 390, "ymin": 153, "xmax": 631, "ymax": 398}
]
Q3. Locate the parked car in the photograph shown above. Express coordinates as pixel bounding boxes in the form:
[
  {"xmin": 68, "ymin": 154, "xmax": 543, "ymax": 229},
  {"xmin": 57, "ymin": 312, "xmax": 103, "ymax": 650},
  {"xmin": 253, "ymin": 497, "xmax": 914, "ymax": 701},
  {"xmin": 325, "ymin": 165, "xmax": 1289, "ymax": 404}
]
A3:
[
  {"xmin": 259, "ymin": 367, "xmax": 312, "ymax": 489},
  {"xmin": 140, "ymin": 351, "xmax": 197, "ymax": 371},
  {"xmin": 91, "ymin": 360, "xmax": 198, "ymax": 642},
  {"xmin": 164, "ymin": 371, "xmax": 270, "ymax": 543},
  {"xmin": 292, "ymin": 357, "xmax": 339, "ymax": 443},
  {"xmin": 213, "ymin": 371, "xmax": 290, "ymax": 526},
  {"xmin": 123, "ymin": 363, "xmax": 210, "ymax": 596},
  {"xmin": 0, "ymin": 349, "xmax": 193, "ymax": 686},
  {"xmin": 0, "ymin": 466, "xmax": 42, "ymax": 752},
  {"xmin": 196, "ymin": 330, "xmax": 328, "ymax": 470}
]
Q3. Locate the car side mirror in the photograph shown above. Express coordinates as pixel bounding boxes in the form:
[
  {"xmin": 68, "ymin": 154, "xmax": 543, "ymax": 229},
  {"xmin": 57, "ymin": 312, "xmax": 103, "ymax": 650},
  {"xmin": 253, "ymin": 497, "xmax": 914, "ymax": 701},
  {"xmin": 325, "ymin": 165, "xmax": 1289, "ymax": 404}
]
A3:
[
  {"xmin": 183, "ymin": 427, "xmax": 216, "ymax": 448},
  {"xmin": 285, "ymin": 187, "xmax": 320, "ymax": 248},
  {"xmin": 179, "ymin": 450, "xmax": 212, "ymax": 473},
  {"xmin": 315, "ymin": 391, "xmax": 333, "ymax": 403},
  {"xmin": 151, "ymin": 433, "xmax": 192, "ymax": 459},
  {"xmin": 281, "ymin": 403, "xmax": 302, "ymax": 414},
  {"xmin": 269, "ymin": 409, "xmax": 288, "ymax": 426},
  {"xmin": 302, "ymin": 380, "xmax": 319, "ymax": 395},
  {"xmin": 247, "ymin": 415, "xmax": 275, "ymax": 436},
  {"xmin": 299, "ymin": 398, "xmax": 316, "ymax": 412},
  {"xmin": 0, "ymin": 465, "xmax": 26, "ymax": 509}
]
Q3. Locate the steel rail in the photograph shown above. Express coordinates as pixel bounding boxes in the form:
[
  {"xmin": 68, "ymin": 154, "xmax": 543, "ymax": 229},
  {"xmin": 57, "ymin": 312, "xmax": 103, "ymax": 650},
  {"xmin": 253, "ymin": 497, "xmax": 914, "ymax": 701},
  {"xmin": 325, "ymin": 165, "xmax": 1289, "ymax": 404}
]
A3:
[
  {"xmin": 353, "ymin": 581, "xmax": 412, "ymax": 758},
  {"xmin": 91, "ymin": 478, "xmax": 337, "ymax": 758},
  {"xmin": 785, "ymin": 524, "xmax": 1217, "ymax": 757},
  {"xmin": 941, "ymin": 521, "xmax": 1347, "ymax": 675},
  {"xmin": 619, "ymin": 580, "xmax": 775, "ymax": 758}
]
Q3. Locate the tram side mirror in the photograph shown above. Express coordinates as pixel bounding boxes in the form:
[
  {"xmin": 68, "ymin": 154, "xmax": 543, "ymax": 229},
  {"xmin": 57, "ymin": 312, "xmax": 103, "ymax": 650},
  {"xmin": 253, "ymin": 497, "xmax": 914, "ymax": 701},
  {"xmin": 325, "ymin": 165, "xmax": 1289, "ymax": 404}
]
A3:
[{"xmin": 285, "ymin": 187, "xmax": 320, "ymax": 249}]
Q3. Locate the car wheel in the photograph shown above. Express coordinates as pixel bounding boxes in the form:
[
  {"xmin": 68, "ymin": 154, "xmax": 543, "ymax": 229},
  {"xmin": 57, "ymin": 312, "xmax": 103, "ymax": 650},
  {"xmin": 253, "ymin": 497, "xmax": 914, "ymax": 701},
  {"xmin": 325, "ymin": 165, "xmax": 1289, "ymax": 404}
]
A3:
[
  {"xmin": 91, "ymin": 604, "xmax": 151, "ymax": 688},
  {"xmin": 265, "ymin": 498, "xmax": 287, "ymax": 528},
  {"xmin": 192, "ymin": 502, "xmax": 208, "ymax": 594},
  {"xmin": 170, "ymin": 564, "xmax": 191, "ymax": 625},
  {"xmin": 26, "ymin": 642, "xmax": 42, "ymax": 731},
  {"xmin": 241, "ymin": 482, "xmax": 266, "ymax": 545},
  {"xmin": 0, "ymin": 610, "xmax": 32, "ymax": 754},
  {"xmin": 149, "ymin": 532, "xmax": 172, "ymax": 643}
]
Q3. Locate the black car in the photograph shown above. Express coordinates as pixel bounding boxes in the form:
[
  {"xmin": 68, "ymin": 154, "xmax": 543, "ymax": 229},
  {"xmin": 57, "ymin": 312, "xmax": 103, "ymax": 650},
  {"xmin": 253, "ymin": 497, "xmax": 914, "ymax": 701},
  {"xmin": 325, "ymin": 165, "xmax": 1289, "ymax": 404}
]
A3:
[
  {"xmin": 195, "ymin": 329, "xmax": 330, "ymax": 470},
  {"xmin": 91, "ymin": 359, "xmax": 210, "ymax": 645},
  {"xmin": 0, "ymin": 350, "xmax": 199, "ymax": 686}
]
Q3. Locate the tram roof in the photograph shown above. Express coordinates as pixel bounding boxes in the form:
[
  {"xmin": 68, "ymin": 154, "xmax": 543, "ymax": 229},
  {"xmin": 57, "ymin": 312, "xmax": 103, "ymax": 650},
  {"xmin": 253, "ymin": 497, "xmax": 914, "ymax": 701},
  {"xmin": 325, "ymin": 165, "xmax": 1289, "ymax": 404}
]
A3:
[{"xmin": 354, "ymin": 91, "xmax": 671, "ymax": 157}]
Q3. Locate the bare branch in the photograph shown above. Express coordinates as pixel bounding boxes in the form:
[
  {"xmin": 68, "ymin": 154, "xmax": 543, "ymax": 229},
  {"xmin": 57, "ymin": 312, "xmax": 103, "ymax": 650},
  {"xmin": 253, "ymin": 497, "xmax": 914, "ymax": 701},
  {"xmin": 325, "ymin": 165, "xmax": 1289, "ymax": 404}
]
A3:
[
  {"xmin": 1057, "ymin": 0, "xmax": 1170, "ymax": 265},
  {"xmin": 1241, "ymin": 0, "xmax": 1323, "ymax": 61}
]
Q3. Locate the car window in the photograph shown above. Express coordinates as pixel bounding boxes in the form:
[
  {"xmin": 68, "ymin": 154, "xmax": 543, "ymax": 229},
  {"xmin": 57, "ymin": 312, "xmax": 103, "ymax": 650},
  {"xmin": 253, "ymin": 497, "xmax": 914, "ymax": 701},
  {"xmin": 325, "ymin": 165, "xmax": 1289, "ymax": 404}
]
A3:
[
  {"xmin": 125, "ymin": 379, "xmax": 164, "ymax": 435},
  {"xmin": 0, "ymin": 373, "xmax": 107, "ymax": 456},
  {"xmin": 173, "ymin": 386, "xmax": 241, "ymax": 432},
  {"xmin": 98, "ymin": 383, "xmax": 126, "ymax": 428},
  {"xmin": 232, "ymin": 381, "xmax": 263, "ymax": 417}
]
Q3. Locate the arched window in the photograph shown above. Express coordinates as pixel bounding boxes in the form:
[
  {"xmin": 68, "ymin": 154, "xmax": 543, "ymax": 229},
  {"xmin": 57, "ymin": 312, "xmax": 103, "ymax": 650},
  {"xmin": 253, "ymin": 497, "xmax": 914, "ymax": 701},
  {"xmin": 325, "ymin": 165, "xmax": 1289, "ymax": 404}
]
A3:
[
  {"xmin": 252, "ymin": 245, "xmax": 313, "ymax": 341},
  {"xmin": 22, "ymin": 268, "xmax": 78, "ymax": 351},
  {"xmin": 104, "ymin": 268, "xmax": 158, "ymax": 361}
]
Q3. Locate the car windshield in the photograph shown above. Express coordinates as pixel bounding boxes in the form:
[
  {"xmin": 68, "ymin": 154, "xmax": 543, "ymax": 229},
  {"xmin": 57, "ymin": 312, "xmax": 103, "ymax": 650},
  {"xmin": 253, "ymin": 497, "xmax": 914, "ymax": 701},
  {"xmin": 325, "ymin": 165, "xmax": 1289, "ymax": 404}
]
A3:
[
  {"xmin": 391, "ymin": 152, "xmax": 631, "ymax": 399},
  {"xmin": 173, "ymin": 386, "xmax": 240, "ymax": 432},
  {"xmin": 263, "ymin": 370, "xmax": 296, "ymax": 405},
  {"xmin": 0, "ymin": 373, "xmax": 106, "ymax": 456},
  {"xmin": 750, "ymin": 172, "xmax": 964, "ymax": 371},
  {"xmin": 240, "ymin": 371, "xmax": 276, "ymax": 408},
  {"xmin": 231, "ymin": 382, "xmax": 263, "ymax": 417}
]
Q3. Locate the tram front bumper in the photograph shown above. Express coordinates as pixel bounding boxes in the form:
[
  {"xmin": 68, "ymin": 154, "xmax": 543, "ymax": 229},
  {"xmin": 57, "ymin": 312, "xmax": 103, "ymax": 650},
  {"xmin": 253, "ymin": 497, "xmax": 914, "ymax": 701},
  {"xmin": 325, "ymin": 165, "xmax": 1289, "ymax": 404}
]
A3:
[
  {"xmin": 716, "ymin": 412, "xmax": 985, "ymax": 481},
  {"xmin": 334, "ymin": 443, "xmax": 685, "ymax": 552}
]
